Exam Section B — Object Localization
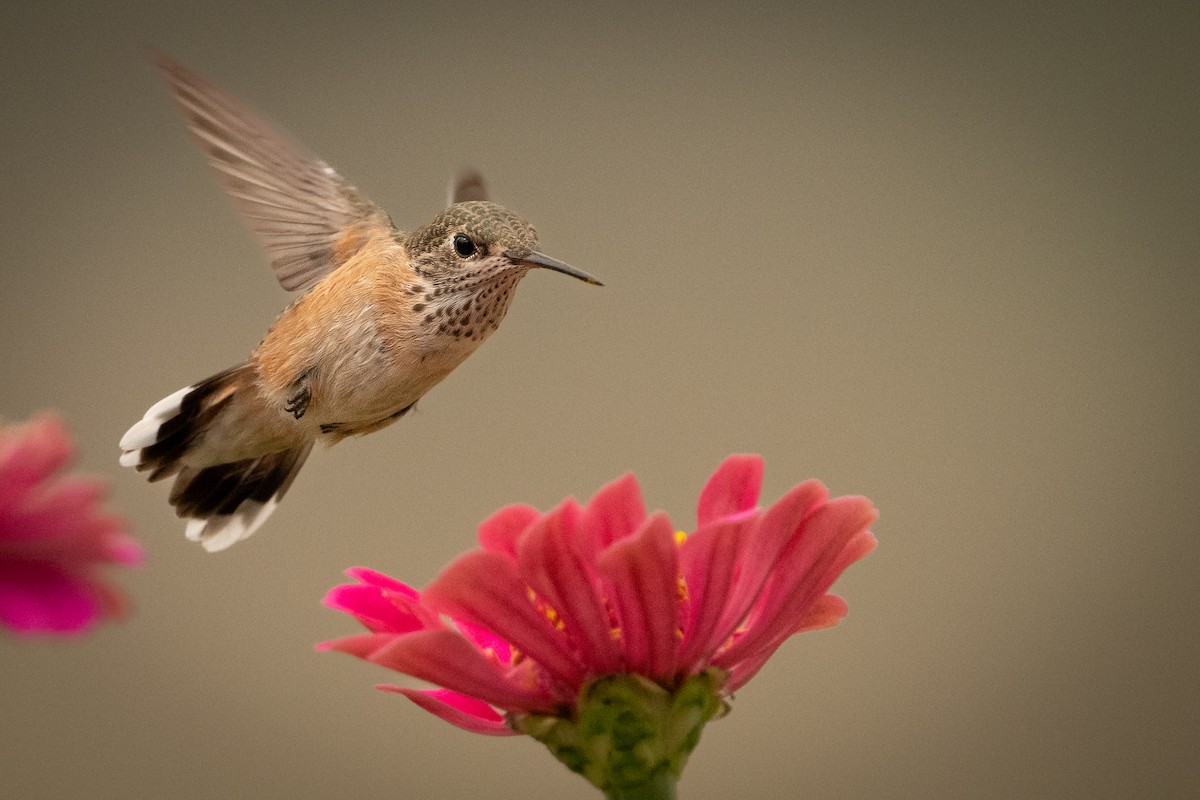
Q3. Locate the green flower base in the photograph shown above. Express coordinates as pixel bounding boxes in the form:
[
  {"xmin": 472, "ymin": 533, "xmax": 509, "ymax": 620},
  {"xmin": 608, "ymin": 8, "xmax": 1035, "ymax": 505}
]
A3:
[{"xmin": 514, "ymin": 669, "xmax": 727, "ymax": 799}]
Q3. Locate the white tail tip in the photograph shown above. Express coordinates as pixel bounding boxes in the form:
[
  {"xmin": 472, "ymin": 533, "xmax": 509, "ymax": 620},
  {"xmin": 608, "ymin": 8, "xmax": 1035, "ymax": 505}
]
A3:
[
  {"xmin": 184, "ymin": 498, "xmax": 281, "ymax": 553},
  {"xmin": 119, "ymin": 384, "xmax": 193, "ymax": 465}
]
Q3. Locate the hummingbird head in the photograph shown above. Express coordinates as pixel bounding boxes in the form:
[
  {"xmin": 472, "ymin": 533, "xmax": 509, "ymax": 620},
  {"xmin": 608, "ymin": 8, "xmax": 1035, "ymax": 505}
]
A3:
[
  {"xmin": 404, "ymin": 201, "xmax": 602, "ymax": 287},
  {"xmin": 401, "ymin": 201, "xmax": 601, "ymax": 345}
]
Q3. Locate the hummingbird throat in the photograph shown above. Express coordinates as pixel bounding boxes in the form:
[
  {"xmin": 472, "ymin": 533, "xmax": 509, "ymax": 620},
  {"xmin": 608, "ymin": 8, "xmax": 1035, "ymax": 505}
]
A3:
[{"xmin": 419, "ymin": 265, "xmax": 525, "ymax": 344}]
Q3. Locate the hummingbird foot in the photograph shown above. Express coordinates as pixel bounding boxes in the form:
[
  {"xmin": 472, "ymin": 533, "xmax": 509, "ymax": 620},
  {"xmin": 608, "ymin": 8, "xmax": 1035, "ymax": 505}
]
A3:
[
  {"xmin": 318, "ymin": 402, "xmax": 417, "ymax": 441},
  {"xmin": 284, "ymin": 380, "xmax": 311, "ymax": 420}
]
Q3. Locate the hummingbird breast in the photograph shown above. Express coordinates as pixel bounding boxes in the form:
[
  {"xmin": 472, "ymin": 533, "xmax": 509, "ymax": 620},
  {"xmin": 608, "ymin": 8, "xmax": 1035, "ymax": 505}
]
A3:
[{"xmin": 252, "ymin": 242, "xmax": 527, "ymax": 440}]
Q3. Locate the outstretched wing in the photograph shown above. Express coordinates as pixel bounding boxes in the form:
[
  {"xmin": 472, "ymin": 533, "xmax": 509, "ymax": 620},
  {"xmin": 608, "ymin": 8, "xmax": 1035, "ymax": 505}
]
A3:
[
  {"xmin": 447, "ymin": 168, "xmax": 489, "ymax": 205},
  {"xmin": 151, "ymin": 51, "xmax": 393, "ymax": 292}
]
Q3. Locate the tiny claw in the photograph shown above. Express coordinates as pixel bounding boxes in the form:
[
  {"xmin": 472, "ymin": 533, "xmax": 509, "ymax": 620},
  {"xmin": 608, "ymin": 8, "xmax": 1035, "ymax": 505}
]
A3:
[{"xmin": 284, "ymin": 388, "xmax": 310, "ymax": 420}]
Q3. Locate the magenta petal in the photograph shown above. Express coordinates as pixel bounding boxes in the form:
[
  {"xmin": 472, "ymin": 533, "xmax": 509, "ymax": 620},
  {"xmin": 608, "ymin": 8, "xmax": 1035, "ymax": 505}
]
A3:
[
  {"xmin": 577, "ymin": 473, "xmax": 648, "ymax": 560},
  {"xmin": 594, "ymin": 476, "xmax": 826, "ymax": 674},
  {"xmin": 381, "ymin": 687, "xmax": 519, "ymax": 736},
  {"xmin": 676, "ymin": 515, "xmax": 751, "ymax": 668},
  {"xmin": 0, "ymin": 517, "xmax": 130, "ymax": 563},
  {"xmin": 0, "ymin": 414, "xmax": 138, "ymax": 636},
  {"xmin": 795, "ymin": 593, "xmax": 851, "ymax": 634},
  {"xmin": 326, "ymin": 570, "xmax": 441, "ymax": 633},
  {"xmin": 368, "ymin": 629, "xmax": 554, "ymax": 712},
  {"xmin": 0, "ymin": 561, "xmax": 98, "ymax": 634},
  {"xmin": 0, "ymin": 477, "xmax": 134, "ymax": 567},
  {"xmin": 517, "ymin": 499, "xmax": 622, "ymax": 675},
  {"xmin": 107, "ymin": 535, "xmax": 144, "ymax": 565},
  {"xmin": 322, "ymin": 583, "xmax": 436, "ymax": 634},
  {"xmin": 705, "ymin": 474, "xmax": 830, "ymax": 652},
  {"xmin": 696, "ymin": 454, "xmax": 764, "ymax": 527},
  {"xmin": 455, "ymin": 619, "xmax": 513, "ymax": 666},
  {"xmin": 755, "ymin": 528, "xmax": 875, "ymax": 651},
  {"xmin": 596, "ymin": 512, "xmax": 680, "ymax": 680},
  {"xmin": 717, "ymin": 497, "xmax": 877, "ymax": 668},
  {"xmin": 423, "ymin": 550, "xmax": 584, "ymax": 690},
  {"xmin": 477, "ymin": 504, "xmax": 542, "ymax": 560},
  {"xmin": 0, "ymin": 415, "xmax": 74, "ymax": 511},
  {"xmin": 1, "ymin": 478, "xmax": 106, "ymax": 544},
  {"xmin": 723, "ymin": 594, "xmax": 850, "ymax": 692},
  {"xmin": 317, "ymin": 631, "xmax": 398, "ymax": 658},
  {"xmin": 345, "ymin": 567, "xmax": 419, "ymax": 598}
]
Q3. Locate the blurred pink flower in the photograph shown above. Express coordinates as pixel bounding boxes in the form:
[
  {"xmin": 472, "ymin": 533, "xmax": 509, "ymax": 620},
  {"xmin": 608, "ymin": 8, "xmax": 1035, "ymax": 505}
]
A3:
[
  {"xmin": 320, "ymin": 455, "xmax": 877, "ymax": 736},
  {"xmin": 0, "ymin": 413, "xmax": 142, "ymax": 635}
]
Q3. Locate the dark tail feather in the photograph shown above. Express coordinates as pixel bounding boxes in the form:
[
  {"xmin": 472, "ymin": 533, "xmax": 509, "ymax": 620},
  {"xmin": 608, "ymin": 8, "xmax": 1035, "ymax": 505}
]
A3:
[
  {"xmin": 119, "ymin": 363, "xmax": 311, "ymax": 551},
  {"xmin": 169, "ymin": 442, "xmax": 313, "ymax": 552},
  {"xmin": 119, "ymin": 364, "xmax": 248, "ymax": 481}
]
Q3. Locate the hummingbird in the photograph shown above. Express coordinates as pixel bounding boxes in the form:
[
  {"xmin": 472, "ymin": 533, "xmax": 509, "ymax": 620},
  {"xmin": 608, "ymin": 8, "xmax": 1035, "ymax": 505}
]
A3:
[{"xmin": 118, "ymin": 53, "xmax": 602, "ymax": 552}]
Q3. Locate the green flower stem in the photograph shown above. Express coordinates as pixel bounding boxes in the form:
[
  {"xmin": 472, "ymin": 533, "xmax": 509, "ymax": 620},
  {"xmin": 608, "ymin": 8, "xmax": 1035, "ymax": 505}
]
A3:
[
  {"xmin": 603, "ymin": 768, "xmax": 676, "ymax": 800},
  {"xmin": 515, "ymin": 670, "xmax": 725, "ymax": 800}
]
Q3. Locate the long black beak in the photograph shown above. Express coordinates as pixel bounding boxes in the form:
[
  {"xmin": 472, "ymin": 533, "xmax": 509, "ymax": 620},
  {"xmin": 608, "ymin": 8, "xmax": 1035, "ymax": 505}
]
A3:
[{"xmin": 509, "ymin": 250, "xmax": 604, "ymax": 286}]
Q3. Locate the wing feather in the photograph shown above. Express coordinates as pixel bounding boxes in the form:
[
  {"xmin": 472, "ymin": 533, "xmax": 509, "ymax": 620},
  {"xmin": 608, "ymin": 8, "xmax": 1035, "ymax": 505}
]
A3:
[{"xmin": 151, "ymin": 51, "xmax": 393, "ymax": 292}]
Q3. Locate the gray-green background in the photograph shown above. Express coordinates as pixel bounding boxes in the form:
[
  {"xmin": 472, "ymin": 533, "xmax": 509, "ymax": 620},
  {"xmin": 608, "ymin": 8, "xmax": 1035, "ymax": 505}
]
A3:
[{"xmin": 2, "ymin": 2, "xmax": 1196, "ymax": 798}]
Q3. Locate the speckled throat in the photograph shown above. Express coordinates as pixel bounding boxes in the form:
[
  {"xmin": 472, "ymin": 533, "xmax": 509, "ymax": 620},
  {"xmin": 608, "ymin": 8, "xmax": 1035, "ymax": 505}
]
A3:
[{"xmin": 409, "ymin": 259, "xmax": 529, "ymax": 344}]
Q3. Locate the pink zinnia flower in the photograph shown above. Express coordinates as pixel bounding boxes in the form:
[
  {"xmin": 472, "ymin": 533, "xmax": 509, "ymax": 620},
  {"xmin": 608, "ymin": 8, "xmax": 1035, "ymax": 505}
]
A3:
[
  {"xmin": 321, "ymin": 455, "xmax": 876, "ymax": 796},
  {"xmin": 0, "ymin": 413, "xmax": 143, "ymax": 635}
]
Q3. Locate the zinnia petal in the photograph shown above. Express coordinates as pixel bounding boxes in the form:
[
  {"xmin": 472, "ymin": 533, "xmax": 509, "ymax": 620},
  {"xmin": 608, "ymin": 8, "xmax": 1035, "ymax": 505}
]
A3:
[
  {"xmin": 368, "ymin": 629, "xmax": 555, "ymax": 712},
  {"xmin": 696, "ymin": 454, "xmax": 764, "ymax": 526},
  {"xmin": 595, "ymin": 512, "xmax": 680, "ymax": 680},
  {"xmin": 322, "ymin": 582, "xmax": 438, "ymax": 635},
  {"xmin": 0, "ymin": 415, "xmax": 73, "ymax": 511},
  {"xmin": 423, "ymin": 550, "xmax": 585, "ymax": 691},
  {"xmin": 455, "ymin": 619, "xmax": 513, "ymax": 666},
  {"xmin": 105, "ymin": 534, "xmax": 145, "ymax": 566},
  {"xmin": 0, "ymin": 414, "xmax": 140, "ymax": 636},
  {"xmin": 677, "ymin": 515, "xmax": 754, "ymax": 670},
  {"xmin": 317, "ymin": 631, "xmax": 399, "ymax": 659},
  {"xmin": 679, "ymin": 480, "xmax": 829, "ymax": 669},
  {"xmin": 0, "ymin": 561, "xmax": 98, "ymax": 634},
  {"xmin": 1, "ymin": 478, "xmax": 107, "ymax": 543},
  {"xmin": 716, "ymin": 497, "xmax": 877, "ymax": 669},
  {"xmin": 724, "ymin": 594, "xmax": 850, "ymax": 692},
  {"xmin": 696, "ymin": 482, "xmax": 835, "ymax": 662},
  {"xmin": 477, "ymin": 503, "xmax": 542, "ymax": 560},
  {"xmin": 577, "ymin": 473, "xmax": 647, "ymax": 560},
  {"xmin": 345, "ymin": 567, "xmax": 420, "ymax": 597},
  {"xmin": 517, "ymin": 499, "xmax": 622, "ymax": 675},
  {"xmin": 381, "ymin": 687, "xmax": 519, "ymax": 736}
]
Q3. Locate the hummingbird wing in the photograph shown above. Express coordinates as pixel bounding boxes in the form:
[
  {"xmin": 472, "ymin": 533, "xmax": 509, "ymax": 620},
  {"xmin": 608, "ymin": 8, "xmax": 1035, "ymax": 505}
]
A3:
[
  {"xmin": 151, "ymin": 51, "xmax": 393, "ymax": 293},
  {"xmin": 447, "ymin": 168, "xmax": 489, "ymax": 204}
]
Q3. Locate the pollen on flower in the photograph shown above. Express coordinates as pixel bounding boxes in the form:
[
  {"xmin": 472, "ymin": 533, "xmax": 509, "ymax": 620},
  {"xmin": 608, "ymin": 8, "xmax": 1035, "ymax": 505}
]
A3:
[
  {"xmin": 526, "ymin": 586, "xmax": 567, "ymax": 631},
  {"xmin": 716, "ymin": 626, "xmax": 747, "ymax": 655},
  {"xmin": 673, "ymin": 530, "xmax": 687, "ymax": 546}
]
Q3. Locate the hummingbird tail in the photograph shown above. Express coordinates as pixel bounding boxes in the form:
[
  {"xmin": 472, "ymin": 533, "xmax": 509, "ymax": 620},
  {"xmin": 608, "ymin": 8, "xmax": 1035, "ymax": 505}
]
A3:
[
  {"xmin": 119, "ymin": 363, "xmax": 311, "ymax": 551},
  {"xmin": 170, "ymin": 442, "xmax": 313, "ymax": 552},
  {"xmin": 119, "ymin": 364, "xmax": 248, "ymax": 480}
]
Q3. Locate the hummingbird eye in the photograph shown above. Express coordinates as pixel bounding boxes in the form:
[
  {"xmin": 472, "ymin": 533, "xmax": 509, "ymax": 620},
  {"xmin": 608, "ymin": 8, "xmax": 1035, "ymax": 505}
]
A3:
[{"xmin": 452, "ymin": 233, "xmax": 477, "ymax": 258}]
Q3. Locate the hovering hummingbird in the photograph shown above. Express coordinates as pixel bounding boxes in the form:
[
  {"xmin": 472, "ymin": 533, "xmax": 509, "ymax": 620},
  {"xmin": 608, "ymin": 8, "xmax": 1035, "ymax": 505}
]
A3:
[{"xmin": 119, "ymin": 53, "xmax": 602, "ymax": 552}]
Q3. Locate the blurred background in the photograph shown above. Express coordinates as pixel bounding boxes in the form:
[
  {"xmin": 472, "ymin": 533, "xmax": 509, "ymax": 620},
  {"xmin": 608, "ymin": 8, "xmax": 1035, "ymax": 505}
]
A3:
[{"xmin": 1, "ymin": 1, "xmax": 1196, "ymax": 798}]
